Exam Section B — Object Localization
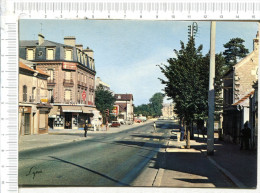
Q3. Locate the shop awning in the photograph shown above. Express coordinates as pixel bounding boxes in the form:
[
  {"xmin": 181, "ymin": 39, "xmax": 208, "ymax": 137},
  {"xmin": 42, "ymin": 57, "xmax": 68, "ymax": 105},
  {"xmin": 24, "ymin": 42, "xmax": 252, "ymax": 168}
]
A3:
[
  {"xmin": 49, "ymin": 106, "xmax": 59, "ymax": 117},
  {"xmin": 62, "ymin": 106, "xmax": 82, "ymax": 113},
  {"xmin": 81, "ymin": 106, "xmax": 96, "ymax": 114}
]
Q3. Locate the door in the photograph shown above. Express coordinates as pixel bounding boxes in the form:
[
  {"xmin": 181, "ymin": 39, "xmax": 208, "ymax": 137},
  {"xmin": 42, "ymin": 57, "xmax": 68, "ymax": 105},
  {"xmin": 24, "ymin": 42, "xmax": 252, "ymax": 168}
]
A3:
[{"xmin": 24, "ymin": 113, "xmax": 30, "ymax": 135}]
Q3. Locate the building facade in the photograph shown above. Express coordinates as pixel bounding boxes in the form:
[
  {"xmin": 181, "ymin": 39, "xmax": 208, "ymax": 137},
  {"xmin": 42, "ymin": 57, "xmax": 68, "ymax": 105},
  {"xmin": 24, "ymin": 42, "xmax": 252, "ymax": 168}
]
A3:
[
  {"xmin": 19, "ymin": 34, "xmax": 96, "ymax": 130},
  {"xmin": 222, "ymin": 32, "xmax": 259, "ymax": 143},
  {"xmin": 114, "ymin": 94, "xmax": 134, "ymax": 122},
  {"xmin": 162, "ymin": 103, "xmax": 175, "ymax": 118},
  {"xmin": 19, "ymin": 59, "xmax": 52, "ymax": 135}
]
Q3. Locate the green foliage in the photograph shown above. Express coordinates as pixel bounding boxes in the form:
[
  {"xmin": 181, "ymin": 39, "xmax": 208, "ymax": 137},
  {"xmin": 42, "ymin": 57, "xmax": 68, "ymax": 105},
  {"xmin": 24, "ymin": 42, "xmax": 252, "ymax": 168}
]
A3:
[
  {"xmin": 149, "ymin": 92, "xmax": 164, "ymax": 117},
  {"xmin": 223, "ymin": 38, "xmax": 249, "ymax": 70},
  {"xmin": 95, "ymin": 85, "xmax": 116, "ymax": 117},
  {"xmin": 159, "ymin": 38, "xmax": 206, "ymax": 123},
  {"xmin": 134, "ymin": 92, "xmax": 164, "ymax": 117}
]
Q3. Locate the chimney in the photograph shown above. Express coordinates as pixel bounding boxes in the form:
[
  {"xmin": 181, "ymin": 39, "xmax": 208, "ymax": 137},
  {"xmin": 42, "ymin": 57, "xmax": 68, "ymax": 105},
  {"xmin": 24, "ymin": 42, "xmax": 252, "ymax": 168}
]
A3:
[
  {"xmin": 64, "ymin": 36, "xmax": 76, "ymax": 47},
  {"xmin": 38, "ymin": 34, "xmax": 45, "ymax": 45},
  {"xmin": 83, "ymin": 47, "xmax": 94, "ymax": 59},
  {"xmin": 253, "ymin": 31, "xmax": 259, "ymax": 51},
  {"xmin": 76, "ymin": 44, "xmax": 83, "ymax": 51}
]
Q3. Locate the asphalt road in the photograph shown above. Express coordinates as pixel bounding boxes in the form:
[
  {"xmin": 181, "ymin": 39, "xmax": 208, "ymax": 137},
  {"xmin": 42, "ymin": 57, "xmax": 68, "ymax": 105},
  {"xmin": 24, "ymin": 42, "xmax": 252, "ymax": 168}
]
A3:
[{"xmin": 19, "ymin": 120, "xmax": 174, "ymax": 187}]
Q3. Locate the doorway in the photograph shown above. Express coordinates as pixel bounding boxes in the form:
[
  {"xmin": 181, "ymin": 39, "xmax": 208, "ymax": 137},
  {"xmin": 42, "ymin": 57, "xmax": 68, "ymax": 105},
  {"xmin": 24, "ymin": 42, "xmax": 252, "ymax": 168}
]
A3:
[
  {"xmin": 24, "ymin": 113, "xmax": 30, "ymax": 135},
  {"xmin": 65, "ymin": 113, "xmax": 72, "ymax": 129}
]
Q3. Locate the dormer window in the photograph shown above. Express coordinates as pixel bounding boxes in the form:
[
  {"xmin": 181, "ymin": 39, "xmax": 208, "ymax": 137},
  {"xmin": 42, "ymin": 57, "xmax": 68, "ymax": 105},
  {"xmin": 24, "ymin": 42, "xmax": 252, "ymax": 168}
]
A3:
[
  {"xmin": 65, "ymin": 49, "xmax": 73, "ymax": 61},
  {"xmin": 118, "ymin": 95, "xmax": 121, "ymax": 99},
  {"xmin": 26, "ymin": 48, "xmax": 35, "ymax": 60},
  {"xmin": 47, "ymin": 48, "xmax": 55, "ymax": 60}
]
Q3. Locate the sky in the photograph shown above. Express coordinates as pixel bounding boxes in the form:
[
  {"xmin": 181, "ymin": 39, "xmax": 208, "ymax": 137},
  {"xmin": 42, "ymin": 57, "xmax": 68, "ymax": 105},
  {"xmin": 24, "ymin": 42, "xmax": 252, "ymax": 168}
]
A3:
[{"xmin": 19, "ymin": 20, "xmax": 258, "ymax": 106}]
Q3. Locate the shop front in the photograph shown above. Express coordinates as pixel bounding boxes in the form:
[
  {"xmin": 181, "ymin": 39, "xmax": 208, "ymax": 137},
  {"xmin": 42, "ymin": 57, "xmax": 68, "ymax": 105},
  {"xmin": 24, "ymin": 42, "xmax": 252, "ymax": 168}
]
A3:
[{"xmin": 61, "ymin": 106, "xmax": 83, "ymax": 129}]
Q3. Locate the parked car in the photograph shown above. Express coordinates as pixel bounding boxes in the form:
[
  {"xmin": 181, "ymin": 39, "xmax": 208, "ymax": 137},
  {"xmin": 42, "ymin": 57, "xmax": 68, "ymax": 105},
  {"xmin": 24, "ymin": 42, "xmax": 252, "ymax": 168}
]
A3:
[
  {"xmin": 111, "ymin": 121, "xmax": 121, "ymax": 127},
  {"xmin": 118, "ymin": 119, "xmax": 126, "ymax": 125},
  {"xmin": 135, "ymin": 119, "xmax": 141, "ymax": 123}
]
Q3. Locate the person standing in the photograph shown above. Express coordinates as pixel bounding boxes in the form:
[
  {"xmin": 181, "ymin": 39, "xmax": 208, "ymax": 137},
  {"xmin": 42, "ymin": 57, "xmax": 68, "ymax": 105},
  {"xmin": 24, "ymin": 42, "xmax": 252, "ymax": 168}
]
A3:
[
  {"xmin": 153, "ymin": 122, "xmax": 157, "ymax": 133},
  {"xmin": 241, "ymin": 121, "xmax": 251, "ymax": 150},
  {"xmin": 84, "ymin": 120, "xmax": 88, "ymax": 137}
]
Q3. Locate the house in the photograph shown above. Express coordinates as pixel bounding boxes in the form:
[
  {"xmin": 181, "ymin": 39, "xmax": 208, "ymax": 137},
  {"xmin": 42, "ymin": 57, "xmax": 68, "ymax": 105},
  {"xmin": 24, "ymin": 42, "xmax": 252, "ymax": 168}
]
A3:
[
  {"xmin": 19, "ymin": 59, "xmax": 52, "ymax": 135},
  {"xmin": 222, "ymin": 32, "xmax": 259, "ymax": 143},
  {"xmin": 162, "ymin": 103, "xmax": 175, "ymax": 118},
  {"xmin": 114, "ymin": 94, "xmax": 134, "ymax": 122},
  {"xmin": 19, "ymin": 34, "xmax": 96, "ymax": 130},
  {"xmin": 249, "ymin": 81, "xmax": 258, "ymax": 150}
]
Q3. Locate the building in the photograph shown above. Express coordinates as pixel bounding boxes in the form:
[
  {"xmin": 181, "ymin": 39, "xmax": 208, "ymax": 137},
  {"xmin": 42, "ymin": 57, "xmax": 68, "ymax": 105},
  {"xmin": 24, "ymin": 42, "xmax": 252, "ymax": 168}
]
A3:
[
  {"xmin": 19, "ymin": 58, "xmax": 52, "ymax": 135},
  {"xmin": 162, "ymin": 103, "xmax": 175, "ymax": 118},
  {"xmin": 19, "ymin": 34, "xmax": 96, "ymax": 130},
  {"xmin": 222, "ymin": 32, "xmax": 259, "ymax": 143},
  {"xmin": 95, "ymin": 77, "xmax": 111, "ymax": 91},
  {"xmin": 249, "ymin": 81, "xmax": 258, "ymax": 150},
  {"xmin": 114, "ymin": 94, "xmax": 134, "ymax": 122}
]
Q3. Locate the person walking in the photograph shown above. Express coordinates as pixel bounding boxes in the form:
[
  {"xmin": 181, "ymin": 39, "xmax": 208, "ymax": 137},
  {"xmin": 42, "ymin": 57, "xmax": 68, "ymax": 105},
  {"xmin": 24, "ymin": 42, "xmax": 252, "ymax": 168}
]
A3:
[
  {"xmin": 84, "ymin": 120, "xmax": 88, "ymax": 138},
  {"xmin": 241, "ymin": 121, "xmax": 251, "ymax": 150},
  {"xmin": 153, "ymin": 122, "xmax": 157, "ymax": 133}
]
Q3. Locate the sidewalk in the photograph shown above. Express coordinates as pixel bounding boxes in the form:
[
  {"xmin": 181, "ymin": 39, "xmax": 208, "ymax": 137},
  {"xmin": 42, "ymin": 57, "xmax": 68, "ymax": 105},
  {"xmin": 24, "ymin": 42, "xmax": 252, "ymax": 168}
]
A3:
[
  {"xmin": 153, "ymin": 130, "xmax": 257, "ymax": 188},
  {"xmin": 19, "ymin": 119, "xmax": 155, "ymax": 152}
]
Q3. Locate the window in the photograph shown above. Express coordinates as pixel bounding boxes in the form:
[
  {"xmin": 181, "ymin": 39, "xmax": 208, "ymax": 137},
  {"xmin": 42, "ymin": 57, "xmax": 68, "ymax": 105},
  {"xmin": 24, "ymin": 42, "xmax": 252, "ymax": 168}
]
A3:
[
  {"xmin": 65, "ymin": 90, "xmax": 71, "ymax": 101},
  {"xmin": 23, "ymin": 85, "xmax": 27, "ymax": 102},
  {"xmin": 65, "ymin": 49, "xmax": 73, "ymax": 61},
  {"xmin": 47, "ymin": 48, "xmax": 55, "ymax": 60},
  {"xmin": 65, "ymin": 71, "xmax": 71, "ymax": 80},
  {"xmin": 27, "ymin": 48, "xmax": 35, "ymax": 60},
  {"xmin": 48, "ymin": 69, "xmax": 54, "ymax": 81},
  {"xmin": 32, "ymin": 87, "xmax": 36, "ymax": 101},
  {"xmin": 48, "ymin": 89, "xmax": 54, "ymax": 103}
]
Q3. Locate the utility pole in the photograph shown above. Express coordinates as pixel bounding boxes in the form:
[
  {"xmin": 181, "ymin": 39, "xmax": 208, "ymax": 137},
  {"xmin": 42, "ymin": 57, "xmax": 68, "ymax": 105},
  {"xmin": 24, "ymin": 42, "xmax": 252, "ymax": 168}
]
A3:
[{"xmin": 207, "ymin": 21, "xmax": 216, "ymax": 155}]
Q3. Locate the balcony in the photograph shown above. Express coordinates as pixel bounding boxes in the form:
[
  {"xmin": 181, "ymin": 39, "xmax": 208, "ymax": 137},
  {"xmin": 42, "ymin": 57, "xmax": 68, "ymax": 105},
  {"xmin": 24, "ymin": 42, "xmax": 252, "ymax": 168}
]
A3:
[
  {"xmin": 47, "ymin": 79, "xmax": 56, "ymax": 86},
  {"xmin": 63, "ymin": 79, "xmax": 74, "ymax": 87}
]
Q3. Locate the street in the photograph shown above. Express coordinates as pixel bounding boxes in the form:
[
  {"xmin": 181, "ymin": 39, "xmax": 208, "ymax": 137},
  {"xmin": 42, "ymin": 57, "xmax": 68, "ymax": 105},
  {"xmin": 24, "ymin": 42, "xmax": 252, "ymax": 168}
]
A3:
[{"xmin": 19, "ymin": 120, "xmax": 171, "ymax": 186}]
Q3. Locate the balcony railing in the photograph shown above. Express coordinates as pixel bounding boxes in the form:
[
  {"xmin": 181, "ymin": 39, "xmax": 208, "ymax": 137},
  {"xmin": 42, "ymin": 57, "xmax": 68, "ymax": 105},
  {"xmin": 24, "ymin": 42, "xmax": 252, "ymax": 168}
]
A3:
[
  {"xmin": 47, "ymin": 79, "xmax": 56, "ymax": 86},
  {"xmin": 63, "ymin": 79, "xmax": 74, "ymax": 87}
]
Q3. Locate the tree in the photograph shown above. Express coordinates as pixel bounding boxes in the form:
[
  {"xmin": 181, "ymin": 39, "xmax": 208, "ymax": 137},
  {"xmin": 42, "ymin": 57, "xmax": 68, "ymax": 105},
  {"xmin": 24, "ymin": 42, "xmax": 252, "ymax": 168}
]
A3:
[
  {"xmin": 223, "ymin": 38, "xmax": 249, "ymax": 70},
  {"xmin": 95, "ymin": 85, "xmax": 116, "ymax": 119},
  {"xmin": 149, "ymin": 92, "xmax": 164, "ymax": 117},
  {"xmin": 159, "ymin": 37, "xmax": 205, "ymax": 148}
]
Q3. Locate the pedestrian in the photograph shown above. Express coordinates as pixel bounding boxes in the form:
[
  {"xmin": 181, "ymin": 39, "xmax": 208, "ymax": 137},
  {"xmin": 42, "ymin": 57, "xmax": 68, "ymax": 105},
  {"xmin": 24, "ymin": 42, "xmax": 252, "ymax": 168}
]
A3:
[
  {"xmin": 84, "ymin": 120, "xmax": 88, "ymax": 137},
  {"xmin": 240, "ymin": 121, "xmax": 251, "ymax": 150},
  {"xmin": 180, "ymin": 126, "xmax": 184, "ymax": 141},
  {"xmin": 153, "ymin": 122, "xmax": 157, "ymax": 133}
]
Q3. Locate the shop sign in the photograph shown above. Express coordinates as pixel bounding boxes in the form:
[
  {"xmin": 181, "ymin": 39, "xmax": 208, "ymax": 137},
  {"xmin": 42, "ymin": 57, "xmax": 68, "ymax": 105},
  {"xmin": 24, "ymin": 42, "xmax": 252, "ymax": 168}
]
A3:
[
  {"xmin": 63, "ymin": 62, "xmax": 77, "ymax": 70},
  {"xmin": 41, "ymin": 98, "xmax": 48, "ymax": 103},
  {"xmin": 111, "ymin": 105, "xmax": 119, "ymax": 116},
  {"xmin": 82, "ymin": 90, "xmax": 86, "ymax": 101}
]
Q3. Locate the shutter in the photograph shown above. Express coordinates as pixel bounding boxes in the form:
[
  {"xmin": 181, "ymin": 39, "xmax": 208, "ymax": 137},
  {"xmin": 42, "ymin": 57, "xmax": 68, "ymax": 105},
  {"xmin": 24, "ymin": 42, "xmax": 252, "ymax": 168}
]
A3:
[
  {"xmin": 39, "ymin": 112, "xmax": 46, "ymax": 130},
  {"xmin": 65, "ymin": 90, "xmax": 71, "ymax": 100}
]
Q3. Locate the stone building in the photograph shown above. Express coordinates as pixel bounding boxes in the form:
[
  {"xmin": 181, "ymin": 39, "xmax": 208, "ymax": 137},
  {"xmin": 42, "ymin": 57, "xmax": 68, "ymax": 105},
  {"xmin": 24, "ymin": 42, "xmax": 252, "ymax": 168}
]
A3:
[
  {"xmin": 114, "ymin": 94, "xmax": 134, "ymax": 122},
  {"xmin": 162, "ymin": 103, "xmax": 175, "ymax": 118},
  {"xmin": 95, "ymin": 77, "xmax": 111, "ymax": 91},
  {"xmin": 222, "ymin": 31, "xmax": 259, "ymax": 143},
  {"xmin": 19, "ymin": 58, "xmax": 52, "ymax": 135},
  {"xmin": 19, "ymin": 34, "xmax": 96, "ymax": 129}
]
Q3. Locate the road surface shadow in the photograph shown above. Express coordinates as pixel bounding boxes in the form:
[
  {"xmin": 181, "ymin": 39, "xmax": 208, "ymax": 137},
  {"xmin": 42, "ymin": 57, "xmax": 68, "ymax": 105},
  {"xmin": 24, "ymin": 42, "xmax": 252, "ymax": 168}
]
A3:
[{"xmin": 49, "ymin": 156, "xmax": 129, "ymax": 186}]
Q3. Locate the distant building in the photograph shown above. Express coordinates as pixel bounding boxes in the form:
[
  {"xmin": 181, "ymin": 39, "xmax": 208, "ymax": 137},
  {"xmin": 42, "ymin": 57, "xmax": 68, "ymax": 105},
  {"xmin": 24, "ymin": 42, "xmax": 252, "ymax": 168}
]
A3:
[
  {"xmin": 19, "ymin": 58, "xmax": 52, "ymax": 135},
  {"xmin": 19, "ymin": 34, "xmax": 96, "ymax": 130},
  {"xmin": 162, "ymin": 103, "xmax": 175, "ymax": 118},
  {"xmin": 222, "ymin": 31, "xmax": 259, "ymax": 143},
  {"xmin": 95, "ymin": 77, "xmax": 111, "ymax": 91},
  {"xmin": 114, "ymin": 94, "xmax": 134, "ymax": 121}
]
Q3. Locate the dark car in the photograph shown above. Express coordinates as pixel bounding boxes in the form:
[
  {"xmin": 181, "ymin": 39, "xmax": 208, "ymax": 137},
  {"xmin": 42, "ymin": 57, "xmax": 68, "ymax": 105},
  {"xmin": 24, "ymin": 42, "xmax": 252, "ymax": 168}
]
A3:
[{"xmin": 111, "ymin": 121, "xmax": 120, "ymax": 127}]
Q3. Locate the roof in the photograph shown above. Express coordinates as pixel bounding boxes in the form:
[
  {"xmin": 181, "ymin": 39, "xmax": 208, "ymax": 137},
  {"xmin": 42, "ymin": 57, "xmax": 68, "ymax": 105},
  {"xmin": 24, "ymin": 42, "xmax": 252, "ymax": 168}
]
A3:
[
  {"xmin": 115, "ymin": 103, "xmax": 127, "ymax": 112},
  {"xmin": 232, "ymin": 90, "xmax": 255, "ymax": 106},
  {"xmin": 19, "ymin": 40, "xmax": 73, "ymax": 48},
  {"xmin": 19, "ymin": 59, "xmax": 49, "ymax": 77},
  {"xmin": 114, "ymin": 94, "xmax": 133, "ymax": 101}
]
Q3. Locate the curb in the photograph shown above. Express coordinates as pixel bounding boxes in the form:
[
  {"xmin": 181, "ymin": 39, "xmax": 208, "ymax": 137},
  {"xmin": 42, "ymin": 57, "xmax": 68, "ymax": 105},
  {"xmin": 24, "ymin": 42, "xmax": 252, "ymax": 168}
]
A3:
[{"xmin": 201, "ymin": 150, "xmax": 246, "ymax": 188}]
